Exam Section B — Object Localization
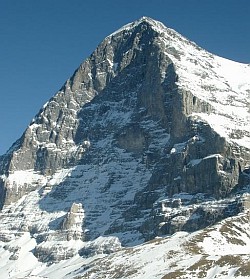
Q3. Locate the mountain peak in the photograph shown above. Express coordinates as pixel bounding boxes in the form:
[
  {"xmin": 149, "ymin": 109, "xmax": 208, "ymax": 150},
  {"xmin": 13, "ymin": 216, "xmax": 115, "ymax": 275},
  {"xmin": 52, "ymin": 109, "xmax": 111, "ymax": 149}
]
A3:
[
  {"xmin": 136, "ymin": 16, "xmax": 165, "ymax": 27},
  {"xmin": 109, "ymin": 16, "xmax": 168, "ymax": 38}
]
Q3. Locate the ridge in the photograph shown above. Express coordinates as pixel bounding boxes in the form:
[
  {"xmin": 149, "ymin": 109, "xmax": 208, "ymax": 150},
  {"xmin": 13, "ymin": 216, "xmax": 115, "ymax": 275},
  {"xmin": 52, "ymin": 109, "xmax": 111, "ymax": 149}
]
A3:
[{"xmin": 109, "ymin": 16, "xmax": 167, "ymax": 36}]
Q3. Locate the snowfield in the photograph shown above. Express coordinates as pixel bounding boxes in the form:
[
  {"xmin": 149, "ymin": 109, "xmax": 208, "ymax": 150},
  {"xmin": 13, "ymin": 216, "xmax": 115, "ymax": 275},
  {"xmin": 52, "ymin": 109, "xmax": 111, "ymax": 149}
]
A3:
[{"xmin": 1, "ymin": 213, "xmax": 250, "ymax": 278}]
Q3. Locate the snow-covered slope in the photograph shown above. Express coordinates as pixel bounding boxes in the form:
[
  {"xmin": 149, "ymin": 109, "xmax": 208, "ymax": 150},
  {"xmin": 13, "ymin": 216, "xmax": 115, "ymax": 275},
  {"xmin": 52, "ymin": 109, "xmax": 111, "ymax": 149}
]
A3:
[
  {"xmin": 174, "ymin": 40, "xmax": 250, "ymax": 149},
  {"xmin": 1, "ymin": 211, "xmax": 250, "ymax": 279},
  {"xmin": 0, "ymin": 17, "xmax": 250, "ymax": 278}
]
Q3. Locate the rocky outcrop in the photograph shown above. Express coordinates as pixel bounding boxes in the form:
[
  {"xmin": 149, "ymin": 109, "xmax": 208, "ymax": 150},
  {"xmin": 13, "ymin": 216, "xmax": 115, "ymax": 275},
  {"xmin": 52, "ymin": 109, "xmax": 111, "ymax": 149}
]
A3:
[
  {"xmin": 60, "ymin": 202, "xmax": 85, "ymax": 240},
  {"xmin": 34, "ymin": 242, "xmax": 78, "ymax": 263},
  {"xmin": 79, "ymin": 236, "xmax": 121, "ymax": 258}
]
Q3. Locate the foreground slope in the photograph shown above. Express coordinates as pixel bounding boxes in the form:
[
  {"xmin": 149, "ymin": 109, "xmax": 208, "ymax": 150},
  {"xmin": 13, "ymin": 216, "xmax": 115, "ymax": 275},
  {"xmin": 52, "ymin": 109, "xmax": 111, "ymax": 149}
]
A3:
[
  {"xmin": 1, "ymin": 212, "xmax": 250, "ymax": 279},
  {"xmin": 0, "ymin": 17, "xmax": 250, "ymax": 278}
]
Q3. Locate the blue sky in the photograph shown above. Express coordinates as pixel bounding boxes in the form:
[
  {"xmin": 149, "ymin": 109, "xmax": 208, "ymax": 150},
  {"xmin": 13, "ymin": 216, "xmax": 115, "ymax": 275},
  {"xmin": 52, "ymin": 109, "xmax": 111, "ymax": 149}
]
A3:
[{"xmin": 0, "ymin": 0, "xmax": 250, "ymax": 155}]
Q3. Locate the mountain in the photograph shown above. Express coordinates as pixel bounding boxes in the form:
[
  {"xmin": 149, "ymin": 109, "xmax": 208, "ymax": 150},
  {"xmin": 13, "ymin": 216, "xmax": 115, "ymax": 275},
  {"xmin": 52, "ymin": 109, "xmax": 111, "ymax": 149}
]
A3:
[{"xmin": 0, "ymin": 16, "xmax": 250, "ymax": 279}]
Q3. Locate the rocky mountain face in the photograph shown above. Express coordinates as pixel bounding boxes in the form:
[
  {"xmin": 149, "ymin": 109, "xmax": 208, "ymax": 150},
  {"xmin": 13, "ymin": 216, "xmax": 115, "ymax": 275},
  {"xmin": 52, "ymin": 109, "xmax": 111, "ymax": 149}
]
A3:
[{"xmin": 0, "ymin": 17, "xmax": 250, "ymax": 278}]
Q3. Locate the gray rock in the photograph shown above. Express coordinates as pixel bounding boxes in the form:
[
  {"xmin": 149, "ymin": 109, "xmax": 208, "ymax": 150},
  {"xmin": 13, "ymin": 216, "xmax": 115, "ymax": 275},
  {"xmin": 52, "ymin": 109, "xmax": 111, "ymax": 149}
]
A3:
[
  {"xmin": 0, "ymin": 17, "xmax": 249, "ymax": 259},
  {"xmin": 34, "ymin": 243, "xmax": 77, "ymax": 263},
  {"xmin": 60, "ymin": 202, "xmax": 85, "ymax": 240}
]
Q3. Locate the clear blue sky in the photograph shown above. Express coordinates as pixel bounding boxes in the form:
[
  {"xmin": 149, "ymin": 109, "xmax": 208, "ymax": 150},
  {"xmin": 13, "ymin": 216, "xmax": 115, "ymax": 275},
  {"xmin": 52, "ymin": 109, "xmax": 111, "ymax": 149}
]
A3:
[{"xmin": 1, "ymin": 0, "xmax": 250, "ymax": 155}]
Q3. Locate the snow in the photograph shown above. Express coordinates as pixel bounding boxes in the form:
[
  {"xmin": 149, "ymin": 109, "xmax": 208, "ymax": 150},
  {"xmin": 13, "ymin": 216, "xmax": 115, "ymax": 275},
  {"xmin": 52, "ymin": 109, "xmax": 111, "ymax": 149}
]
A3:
[
  {"xmin": 4, "ymin": 170, "xmax": 47, "ymax": 192},
  {"xmin": 189, "ymin": 158, "xmax": 202, "ymax": 166},
  {"xmin": 204, "ymin": 154, "xmax": 222, "ymax": 160},
  {"xmin": 100, "ymin": 16, "xmax": 250, "ymax": 149},
  {"xmin": 0, "ymin": 17, "xmax": 250, "ymax": 279},
  {"xmin": 11, "ymin": 215, "xmax": 245, "ymax": 279},
  {"xmin": 201, "ymin": 217, "xmax": 250, "ymax": 256},
  {"xmin": 215, "ymin": 56, "xmax": 250, "ymax": 93},
  {"xmin": 195, "ymin": 58, "xmax": 249, "ymax": 147},
  {"xmin": 0, "ymin": 233, "xmax": 41, "ymax": 279},
  {"xmin": 121, "ymin": 18, "xmax": 249, "ymax": 150}
]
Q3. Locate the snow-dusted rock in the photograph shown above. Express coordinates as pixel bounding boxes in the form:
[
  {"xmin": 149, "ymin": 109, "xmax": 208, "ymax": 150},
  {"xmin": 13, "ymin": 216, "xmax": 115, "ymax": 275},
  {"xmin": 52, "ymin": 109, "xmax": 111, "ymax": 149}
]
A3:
[
  {"xmin": 61, "ymin": 202, "xmax": 85, "ymax": 240},
  {"xmin": 0, "ymin": 16, "xmax": 250, "ymax": 278}
]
